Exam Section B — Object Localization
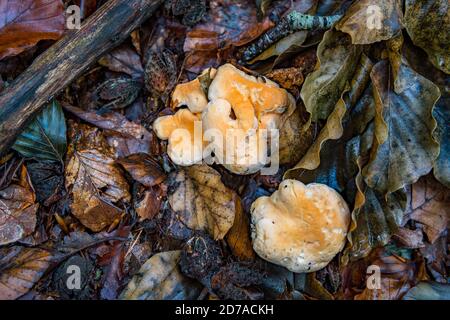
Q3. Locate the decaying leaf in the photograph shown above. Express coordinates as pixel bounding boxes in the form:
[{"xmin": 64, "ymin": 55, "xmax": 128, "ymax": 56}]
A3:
[
  {"xmin": 120, "ymin": 250, "xmax": 202, "ymax": 300},
  {"xmin": 0, "ymin": 246, "xmax": 52, "ymax": 299},
  {"xmin": 168, "ymin": 164, "xmax": 239, "ymax": 240},
  {"xmin": 65, "ymin": 124, "xmax": 130, "ymax": 232},
  {"xmin": 183, "ymin": 0, "xmax": 273, "ymax": 72},
  {"xmin": 0, "ymin": 0, "xmax": 65, "ymax": 60},
  {"xmin": 225, "ymin": 198, "xmax": 255, "ymax": 261},
  {"xmin": 63, "ymin": 104, "xmax": 153, "ymax": 157},
  {"xmin": 13, "ymin": 100, "xmax": 67, "ymax": 162},
  {"xmin": 300, "ymin": 29, "xmax": 362, "ymax": 121},
  {"xmin": 98, "ymin": 45, "xmax": 144, "ymax": 79},
  {"xmin": 362, "ymin": 61, "xmax": 440, "ymax": 195},
  {"xmin": 0, "ymin": 165, "xmax": 38, "ymax": 245},
  {"xmin": 27, "ymin": 161, "xmax": 63, "ymax": 205},
  {"xmin": 145, "ymin": 49, "xmax": 178, "ymax": 100},
  {"xmin": 406, "ymin": 175, "xmax": 450, "ymax": 243},
  {"xmin": 134, "ymin": 187, "xmax": 163, "ymax": 221},
  {"xmin": 404, "ymin": 0, "xmax": 450, "ymax": 74},
  {"xmin": 336, "ymin": 0, "xmax": 403, "ymax": 45},
  {"xmin": 433, "ymin": 101, "xmax": 450, "ymax": 188},
  {"xmin": 403, "ymin": 281, "xmax": 450, "ymax": 300},
  {"xmin": 117, "ymin": 153, "xmax": 166, "ymax": 187}
]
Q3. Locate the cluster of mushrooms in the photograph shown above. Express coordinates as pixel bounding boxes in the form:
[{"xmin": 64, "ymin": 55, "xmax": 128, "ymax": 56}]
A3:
[{"xmin": 153, "ymin": 64, "xmax": 350, "ymax": 273}]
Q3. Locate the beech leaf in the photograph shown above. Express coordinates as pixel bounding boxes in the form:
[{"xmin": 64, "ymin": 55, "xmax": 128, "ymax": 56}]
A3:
[
  {"xmin": 0, "ymin": 0, "xmax": 65, "ymax": 60},
  {"xmin": 168, "ymin": 164, "xmax": 239, "ymax": 240},
  {"xmin": 120, "ymin": 250, "xmax": 202, "ymax": 300},
  {"xmin": 362, "ymin": 61, "xmax": 441, "ymax": 194},
  {"xmin": 336, "ymin": 0, "xmax": 403, "ymax": 45},
  {"xmin": 13, "ymin": 100, "xmax": 67, "ymax": 162},
  {"xmin": 0, "ymin": 165, "xmax": 38, "ymax": 245},
  {"xmin": 0, "ymin": 246, "xmax": 52, "ymax": 299},
  {"xmin": 300, "ymin": 29, "xmax": 362, "ymax": 121},
  {"xmin": 404, "ymin": 0, "xmax": 450, "ymax": 74}
]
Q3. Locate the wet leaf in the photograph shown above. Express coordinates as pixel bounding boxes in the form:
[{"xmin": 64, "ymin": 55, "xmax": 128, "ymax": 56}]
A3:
[
  {"xmin": 0, "ymin": 246, "xmax": 52, "ymax": 299},
  {"xmin": 63, "ymin": 104, "xmax": 153, "ymax": 158},
  {"xmin": 120, "ymin": 250, "xmax": 202, "ymax": 300},
  {"xmin": 117, "ymin": 153, "xmax": 166, "ymax": 187},
  {"xmin": 27, "ymin": 161, "xmax": 63, "ymax": 205},
  {"xmin": 65, "ymin": 127, "xmax": 130, "ymax": 232},
  {"xmin": 184, "ymin": 0, "xmax": 273, "ymax": 72},
  {"xmin": 134, "ymin": 187, "xmax": 163, "ymax": 221},
  {"xmin": 0, "ymin": 0, "xmax": 65, "ymax": 60},
  {"xmin": 353, "ymin": 248, "xmax": 424, "ymax": 300},
  {"xmin": 404, "ymin": 0, "xmax": 450, "ymax": 74},
  {"xmin": 362, "ymin": 61, "xmax": 440, "ymax": 194},
  {"xmin": 433, "ymin": 101, "xmax": 450, "ymax": 188},
  {"xmin": 403, "ymin": 282, "xmax": 450, "ymax": 300},
  {"xmin": 336, "ymin": 0, "xmax": 403, "ymax": 45},
  {"xmin": 0, "ymin": 165, "xmax": 38, "ymax": 245},
  {"xmin": 300, "ymin": 29, "xmax": 362, "ymax": 121},
  {"xmin": 98, "ymin": 45, "xmax": 144, "ymax": 79},
  {"xmin": 13, "ymin": 100, "xmax": 67, "ymax": 162},
  {"xmin": 225, "ymin": 198, "xmax": 255, "ymax": 261},
  {"xmin": 406, "ymin": 175, "xmax": 450, "ymax": 243},
  {"xmin": 285, "ymin": 54, "xmax": 374, "ymax": 183},
  {"xmin": 168, "ymin": 164, "xmax": 239, "ymax": 240}
]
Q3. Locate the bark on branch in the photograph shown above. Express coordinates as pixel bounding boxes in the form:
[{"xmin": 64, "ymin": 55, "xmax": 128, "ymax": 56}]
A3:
[{"xmin": 0, "ymin": 0, "xmax": 163, "ymax": 157}]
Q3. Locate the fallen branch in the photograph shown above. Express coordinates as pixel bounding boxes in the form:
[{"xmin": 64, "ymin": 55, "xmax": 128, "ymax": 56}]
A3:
[
  {"xmin": 0, "ymin": 0, "xmax": 163, "ymax": 157},
  {"xmin": 240, "ymin": 12, "xmax": 342, "ymax": 62}
]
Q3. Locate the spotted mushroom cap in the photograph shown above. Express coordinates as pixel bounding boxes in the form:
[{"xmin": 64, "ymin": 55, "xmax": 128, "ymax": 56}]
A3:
[{"xmin": 250, "ymin": 179, "xmax": 350, "ymax": 273}]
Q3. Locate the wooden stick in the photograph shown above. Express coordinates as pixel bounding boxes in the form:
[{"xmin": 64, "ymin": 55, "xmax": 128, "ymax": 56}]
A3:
[{"xmin": 0, "ymin": 0, "xmax": 163, "ymax": 156}]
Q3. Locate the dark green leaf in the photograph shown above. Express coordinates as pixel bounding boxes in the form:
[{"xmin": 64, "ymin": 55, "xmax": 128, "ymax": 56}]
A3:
[{"xmin": 13, "ymin": 100, "xmax": 67, "ymax": 162}]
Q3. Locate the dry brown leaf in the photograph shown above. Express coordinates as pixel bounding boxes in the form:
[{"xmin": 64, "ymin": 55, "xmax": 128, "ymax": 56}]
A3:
[
  {"xmin": 117, "ymin": 153, "xmax": 166, "ymax": 187},
  {"xmin": 135, "ymin": 187, "xmax": 163, "ymax": 221},
  {"xmin": 98, "ymin": 45, "xmax": 144, "ymax": 79},
  {"xmin": 168, "ymin": 164, "xmax": 238, "ymax": 240},
  {"xmin": 407, "ymin": 175, "xmax": 450, "ymax": 243},
  {"xmin": 225, "ymin": 198, "xmax": 255, "ymax": 261},
  {"xmin": 0, "ymin": 0, "xmax": 65, "ymax": 60},
  {"xmin": 63, "ymin": 104, "xmax": 153, "ymax": 158},
  {"xmin": 0, "ymin": 246, "xmax": 52, "ymax": 299},
  {"xmin": 65, "ymin": 133, "xmax": 130, "ymax": 232},
  {"xmin": 0, "ymin": 165, "xmax": 38, "ymax": 245},
  {"xmin": 183, "ymin": 0, "xmax": 273, "ymax": 72}
]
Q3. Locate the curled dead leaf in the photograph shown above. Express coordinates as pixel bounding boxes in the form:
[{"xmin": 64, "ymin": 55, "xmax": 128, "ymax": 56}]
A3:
[{"xmin": 168, "ymin": 164, "xmax": 238, "ymax": 240}]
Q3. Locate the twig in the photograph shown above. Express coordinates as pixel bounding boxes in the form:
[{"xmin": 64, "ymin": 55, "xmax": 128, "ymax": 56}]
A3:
[{"xmin": 241, "ymin": 11, "xmax": 342, "ymax": 62}]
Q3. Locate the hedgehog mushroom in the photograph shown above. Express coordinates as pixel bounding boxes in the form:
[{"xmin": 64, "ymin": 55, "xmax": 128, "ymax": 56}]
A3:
[
  {"xmin": 153, "ymin": 109, "xmax": 202, "ymax": 166},
  {"xmin": 250, "ymin": 179, "xmax": 350, "ymax": 273},
  {"xmin": 203, "ymin": 64, "xmax": 295, "ymax": 174}
]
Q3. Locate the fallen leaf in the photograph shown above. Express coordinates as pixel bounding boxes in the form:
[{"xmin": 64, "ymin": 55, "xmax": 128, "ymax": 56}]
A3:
[
  {"xmin": 26, "ymin": 161, "xmax": 63, "ymax": 205},
  {"xmin": 404, "ymin": 0, "xmax": 450, "ymax": 74},
  {"xmin": 63, "ymin": 104, "xmax": 153, "ymax": 157},
  {"xmin": 354, "ymin": 248, "xmax": 424, "ymax": 300},
  {"xmin": 403, "ymin": 281, "xmax": 450, "ymax": 300},
  {"xmin": 300, "ymin": 29, "xmax": 362, "ymax": 121},
  {"xmin": 433, "ymin": 100, "xmax": 450, "ymax": 188},
  {"xmin": 0, "ymin": 246, "xmax": 52, "ymax": 299},
  {"xmin": 134, "ymin": 186, "xmax": 163, "ymax": 221},
  {"xmin": 145, "ymin": 49, "xmax": 178, "ymax": 100},
  {"xmin": 183, "ymin": 0, "xmax": 273, "ymax": 72},
  {"xmin": 225, "ymin": 198, "xmax": 255, "ymax": 261},
  {"xmin": 65, "ymin": 124, "xmax": 130, "ymax": 232},
  {"xmin": 13, "ymin": 100, "xmax": 67, "ymax": 162},
  {"xmin": 336, "ymin": 0, "xmax": 403, "ymax": 45},
  {"xmin": 362, "ymin": 60, "xmax": 440, "ymax": 194},
  {"xmin": 0, "ymin": 0, "xmax": 65, "ymax": 60},
  {"xmin": 120, "ymin": 250, "xmax": 202, "ymax": 300},
  {"xmin": 117, "ymin": 153, "xmax": 166, "ymax": 187},
  {"xmin": 406, "ymin": 175, "xmax": 450, "ymax": 243},
  {"xmin": 168, "ymin": 164, "xmax": 238, "ymax": 240},
  {"xmin": 98, "ymin": 45, "xmax": 144, "ymax": 79},
  {"xmin": 0, "ymin": 165, "xmax": 38, "ymax": 245}
]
